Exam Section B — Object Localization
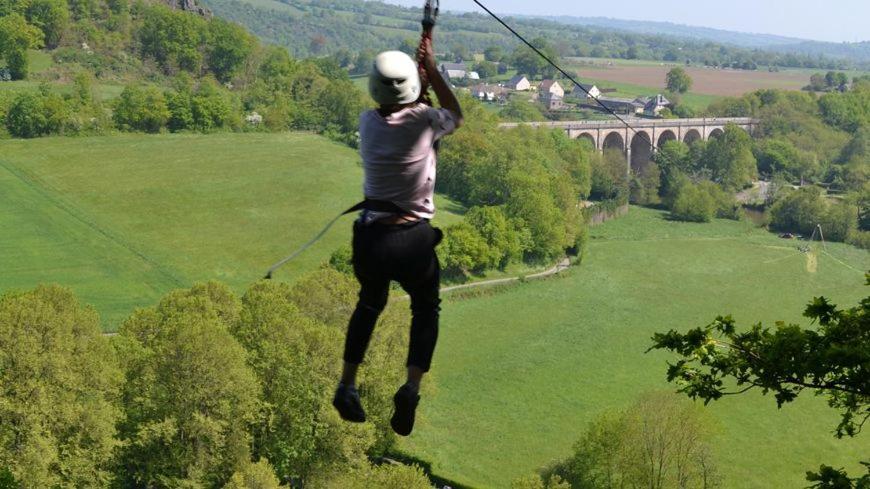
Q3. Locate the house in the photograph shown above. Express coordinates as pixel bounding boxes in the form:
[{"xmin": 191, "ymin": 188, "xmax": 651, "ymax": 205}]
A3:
[
  {"xmin": 538, "ymin": 80, "xmax": 564, "ymax": 99},
  {"xmin": 439, "ymin": 62, "xmax": 467, "ymax": 80},
  {"xmin": 643, "ymin": 94, "xmax": 671, "ymax": 117},
  {"xmin": 467, "ymin": 71, "xmax": 480, "ymax": 81},
  {"xmin": 470, "ymin": 84, "xmax": 508, "ymax": 102},
  {"xmin": 571, "ymin": 83, "xmax": 600, "ymax": 99},
  {"xmin": 505, "ymin": 74, "xmax": 531, "ymax": 91},
  {"xmin": 593, "ymin": 97, "xmax": 645, "ymax": 115},
  {"xmin": 542, "ymin": 93, "xmax": 565, "ymax": 111}
]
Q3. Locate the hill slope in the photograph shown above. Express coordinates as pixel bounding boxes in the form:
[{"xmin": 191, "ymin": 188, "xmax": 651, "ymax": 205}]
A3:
[
  {"xmin": 197, "ymin": 0, "xmax": 859, "ymax": 69},
  {"xmin": 0, "ymin": 133, "xmax": 463, "ymax": 328},
  {"xmin": 400, "ymin": 206, "xmax": 870, "ymax": 488}
]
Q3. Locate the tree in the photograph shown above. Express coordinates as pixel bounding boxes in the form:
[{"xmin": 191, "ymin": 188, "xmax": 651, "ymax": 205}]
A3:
[
  {"xmin": 666, "ymin": 66, "xmax": 692, "ymax": 94},
  {"xmin": 512, "ymin": 37, "xmax": 558, "ymax": 79},
  {"xmin": 650, "ymin": 276, "xmax": 870, "ymax": 487},
  {"xmin": 474, "ymin": 60, "xmax": 497, "ymax": 79},
  {"xmin": 465, "ymin": 206, "xmax": 526, "ymax": 269},
  {"xmin": 5, "ymin": 87, "xmax": 70, "ymax": 137},
  {"xmin": 768, "ymin": 186, "xmax": 828, "ymax": 236},
  {"xmin": 191, "ymin": 78, "xmax": 235, "ymax": 130},
  {"xmin": 440, "ymin": 222, "xmax": 491, "ymax": 276},
  {"xmin": 137, "ymin": 5, "xmax": 207, "ymax": 73},
  {"xmin": 654, "ymin": 139, "xmax": 692, "ymax": 205},
  {"xmin": 115, "ymin": 282, "xmax": 260, "ymax": 487},
  {"xmin": 701, "ymin": 124, "xmax": 757, "ymax": 191},
  {"xmin": 498, "ymin": 98, "xmax": 546, "ymax": 122},
  {"xmin": 25, "ymin": 0, "xmax": 68, "ymax": 48},
  {"xmin": 0, "ymin": 285, "xmax": 122, "ymax": 487},
  {"xmin": 325, "ymin": 463, "xmax": 432, "ymax": 489},
  {"xmin": 207, "ymin": 18, "xmax": 254, "ymax": 82},
  {"xmin": 0, "ymin": 13, "xmax": 44, "ymax": 80},
  {"xmin": 546, "ymin": 392, "xmax": 720, "ymax": 489},
  {"xmin": 754, "ymin": 138, "xmax": 818, "ymax": 183},
  {"xmin": 231, "ymin": 280, "xmax": 377, "ymax": 483},
  {"xmin": 670, "ymin": 182, "xmax": 716, "ymax": 222},
  {"xmin": 113, "ymin": 85, "xmax": 170, "ymax": 133},
  {"xmin": 224, "ymin": 459, "xmax": 284, "ymax": 489},
  {"xmin": 590, "ymin": 149, "xmax": 629, "ymax": 203},
  {"xmin": 352, "ymin": 48, "xmax": 375, "ymax": 75},
  {"xmin": 484, "ymin": 45, "xmax": 503, "ymax": 62}
]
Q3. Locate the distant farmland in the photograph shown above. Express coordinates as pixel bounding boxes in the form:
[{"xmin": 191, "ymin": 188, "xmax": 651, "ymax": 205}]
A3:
[{"xmin": 566, "ymin": 58, "xmax": 813, "ymax": 96}]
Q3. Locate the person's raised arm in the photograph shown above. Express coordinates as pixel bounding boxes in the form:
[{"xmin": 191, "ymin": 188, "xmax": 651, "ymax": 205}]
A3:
[{"xmin": 422, "ymin": 38, "xmax": 463, "ymax": 128}]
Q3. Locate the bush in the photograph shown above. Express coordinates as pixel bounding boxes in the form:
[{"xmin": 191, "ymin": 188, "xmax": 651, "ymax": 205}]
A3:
[
  {"xmin": 328, "ymin": 244, "xmax": 353, "ymax": 275},
  {"xmin": 846, "ymin": 229, "xmax": 870, "ymax": 249},
  {"xmin": 465, "ymin": 206, "xmax": 526, "ymax": 269},
  {"xmin": 440, "ymin": 222, "xmax": 491, "ymax": 276},
  {"xmin": 5, "ymin": 90, "xmax": 68, "ymax": 137},
  {"xmin": 670, "ymin": 182, "xmax": 716, "ymax": 222},
  {"xmin": 769, "ymin": 186, "xmax": 828, "ymax": 236},
  {"xmin": 112, "ymin": 85, "xmax": 169, "ymax": 133},
  {"xmin": 820, "ymin": 201, "xmax": 859, "ymax": 242}
]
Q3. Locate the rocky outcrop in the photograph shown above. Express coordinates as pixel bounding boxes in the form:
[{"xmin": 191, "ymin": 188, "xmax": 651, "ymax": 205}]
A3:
[{"xmin": 163, "ymin": 0, "xmax": 211, "ymax": 17}]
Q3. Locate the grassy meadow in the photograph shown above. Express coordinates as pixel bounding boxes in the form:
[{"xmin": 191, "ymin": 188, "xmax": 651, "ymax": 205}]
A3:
[
  {"xmin": 400, "ymin": 207, "xmax": 869, "ymax": 488},
  {"xmin": 0, "ymin": 132, "xmax": 464, "ymax": 329}
]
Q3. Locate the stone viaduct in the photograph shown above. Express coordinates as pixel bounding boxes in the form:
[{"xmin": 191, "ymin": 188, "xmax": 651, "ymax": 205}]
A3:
[{"xmin": 499, "ymin": 117, "xmax": 758, "ymax": 173}]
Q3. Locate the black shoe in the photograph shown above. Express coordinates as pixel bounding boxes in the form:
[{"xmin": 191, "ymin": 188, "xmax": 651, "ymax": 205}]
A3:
[
  {"xmin": 390, "ymin": 383, "xmax": 420, "ymax": 436},
  {"xmin": 333, "ymin": 384, "xmax": 366, "ymax": 423}
]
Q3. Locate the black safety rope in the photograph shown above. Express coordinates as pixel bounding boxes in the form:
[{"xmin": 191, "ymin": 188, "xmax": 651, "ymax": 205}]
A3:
[{"xmin": 469, "ymin": 0, "xmax": 656, "ymax": 151}]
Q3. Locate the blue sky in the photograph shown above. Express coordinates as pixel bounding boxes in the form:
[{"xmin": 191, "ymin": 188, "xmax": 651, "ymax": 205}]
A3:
[{"xmin": 381, "ymin": 0, "xmax": 869, "ymax": 43}]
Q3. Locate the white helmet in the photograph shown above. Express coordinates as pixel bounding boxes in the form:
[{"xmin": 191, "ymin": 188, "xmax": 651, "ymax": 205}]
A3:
[{"xmin": 369, "ymin": 51, "xmax": 421, "ymax": 106}]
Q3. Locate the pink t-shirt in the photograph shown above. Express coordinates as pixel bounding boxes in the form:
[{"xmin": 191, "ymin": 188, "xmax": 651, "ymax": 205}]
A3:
[{"xmin": 358, "ymin": 103, "xmax": 458, "ymax": 219}]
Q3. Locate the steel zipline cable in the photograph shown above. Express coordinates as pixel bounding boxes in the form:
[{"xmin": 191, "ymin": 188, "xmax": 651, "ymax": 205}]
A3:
[{"xmin": 263, "ymin": 0, "xmax": 655, "ymax": 279}]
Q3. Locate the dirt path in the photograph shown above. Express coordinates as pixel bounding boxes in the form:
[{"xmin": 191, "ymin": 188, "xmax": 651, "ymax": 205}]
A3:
[{"xmin": 440, "ymin": 257, "xmax": 572, "ymax": 294}]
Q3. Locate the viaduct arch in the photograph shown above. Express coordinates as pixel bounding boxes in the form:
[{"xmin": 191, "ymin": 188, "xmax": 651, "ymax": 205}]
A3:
[{"xmin": 499, "ymin": 117, "xmax": 758, "ymax": 173}]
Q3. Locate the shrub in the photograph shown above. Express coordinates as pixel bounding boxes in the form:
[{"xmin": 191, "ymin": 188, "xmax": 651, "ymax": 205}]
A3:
[
  {"xmin": 440, "ymin": 222, "xmax": 491, "ymax": 276},
  {"xmin": 819, "ymin": 202, "xmax": 859, "ymax": 242},
  {"xmin": 670, "ymin": 182, "xmax": 716, "ymax": 222},
  {"xmin": 465, "ymin": 206, "xmax": 526, "ymax": 269},
  {"xmin": 191, "ymin": 79, "xmax": 236, "ymax": 131},
  {"xmin": 846, "ymin": 229, "xmax": 870, "ymax": 249},
  {"xmin": 769, "ymin": 186, "xmax": 828, "ymax": 236},
  {"xmin": 5, "ymin": 90, "xmax": 68, "ymax": 137},
  {"xmin": 328, "ymin": 244, "xmax": 353, "ymax": 275},
  {"xmin": 112, "ymin": 85, "xmax": 169, "ymax": 133}
]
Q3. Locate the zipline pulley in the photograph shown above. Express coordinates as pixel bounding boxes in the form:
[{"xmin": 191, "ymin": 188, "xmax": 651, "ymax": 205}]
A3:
[
  {"xmin": 416, "ymin": 0, "xmax": 439, "ymax": 106},
  {"xmin": 422, "ymin": 0, "xmax": 439, "ymax": 30}
]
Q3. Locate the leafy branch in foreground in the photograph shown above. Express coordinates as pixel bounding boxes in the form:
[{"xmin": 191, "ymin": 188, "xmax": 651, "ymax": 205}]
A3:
[{"xmin": 649, "ymin": 274, "xmax": 869, "ymax": 488}]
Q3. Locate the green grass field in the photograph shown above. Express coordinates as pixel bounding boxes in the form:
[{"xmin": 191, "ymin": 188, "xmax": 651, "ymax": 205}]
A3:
[
  {"xmin": 400, "ymin": 207, "xmax": 869, "ymax": 488},
  {"xmin": 0, "ymin": 132, "xmax": 464, "ymax": 329}
]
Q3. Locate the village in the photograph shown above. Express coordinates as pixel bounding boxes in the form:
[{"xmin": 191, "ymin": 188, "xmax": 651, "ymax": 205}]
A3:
[{"xmin": 438, "ymin": 60, "xmax": 673, "ymax": 118}]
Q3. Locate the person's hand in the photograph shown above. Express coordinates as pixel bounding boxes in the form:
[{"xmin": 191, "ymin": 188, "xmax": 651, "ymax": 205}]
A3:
[{"xmin": 422, "ymin": 38, "xmax": 437, "ymax": 76}]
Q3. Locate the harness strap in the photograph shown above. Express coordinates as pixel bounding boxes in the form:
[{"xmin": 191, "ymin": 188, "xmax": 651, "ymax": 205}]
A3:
[{"xmin": 342, "ymin": 198, "xmax": 408, "ymax": 215}]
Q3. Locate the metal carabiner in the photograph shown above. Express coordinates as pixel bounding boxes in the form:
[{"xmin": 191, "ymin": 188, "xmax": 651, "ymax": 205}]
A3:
[{"xmin": 422, "ymin": 0, "xmax": 439, "ymax": 30}]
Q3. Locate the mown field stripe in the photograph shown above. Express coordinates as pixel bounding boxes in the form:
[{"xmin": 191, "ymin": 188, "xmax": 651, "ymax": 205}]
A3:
[{"xmin": 0, "ymin": 158, "xmax": 186, "ymax": 288}]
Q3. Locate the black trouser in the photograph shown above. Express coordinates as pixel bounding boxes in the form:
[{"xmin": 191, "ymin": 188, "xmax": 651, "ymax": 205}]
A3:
[{"xmin": 343, "ymin": 218, "xmax": 442, "ymax": 372}]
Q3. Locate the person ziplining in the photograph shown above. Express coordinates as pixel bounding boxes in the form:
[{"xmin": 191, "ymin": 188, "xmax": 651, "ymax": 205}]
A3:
[
  {"xmin": 331, "ymin": 1, "xmax": 464, "ymax": 436},
  {"xmin": 260, "ymin": 0, "xmax": 656, "ymax": 436}
]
